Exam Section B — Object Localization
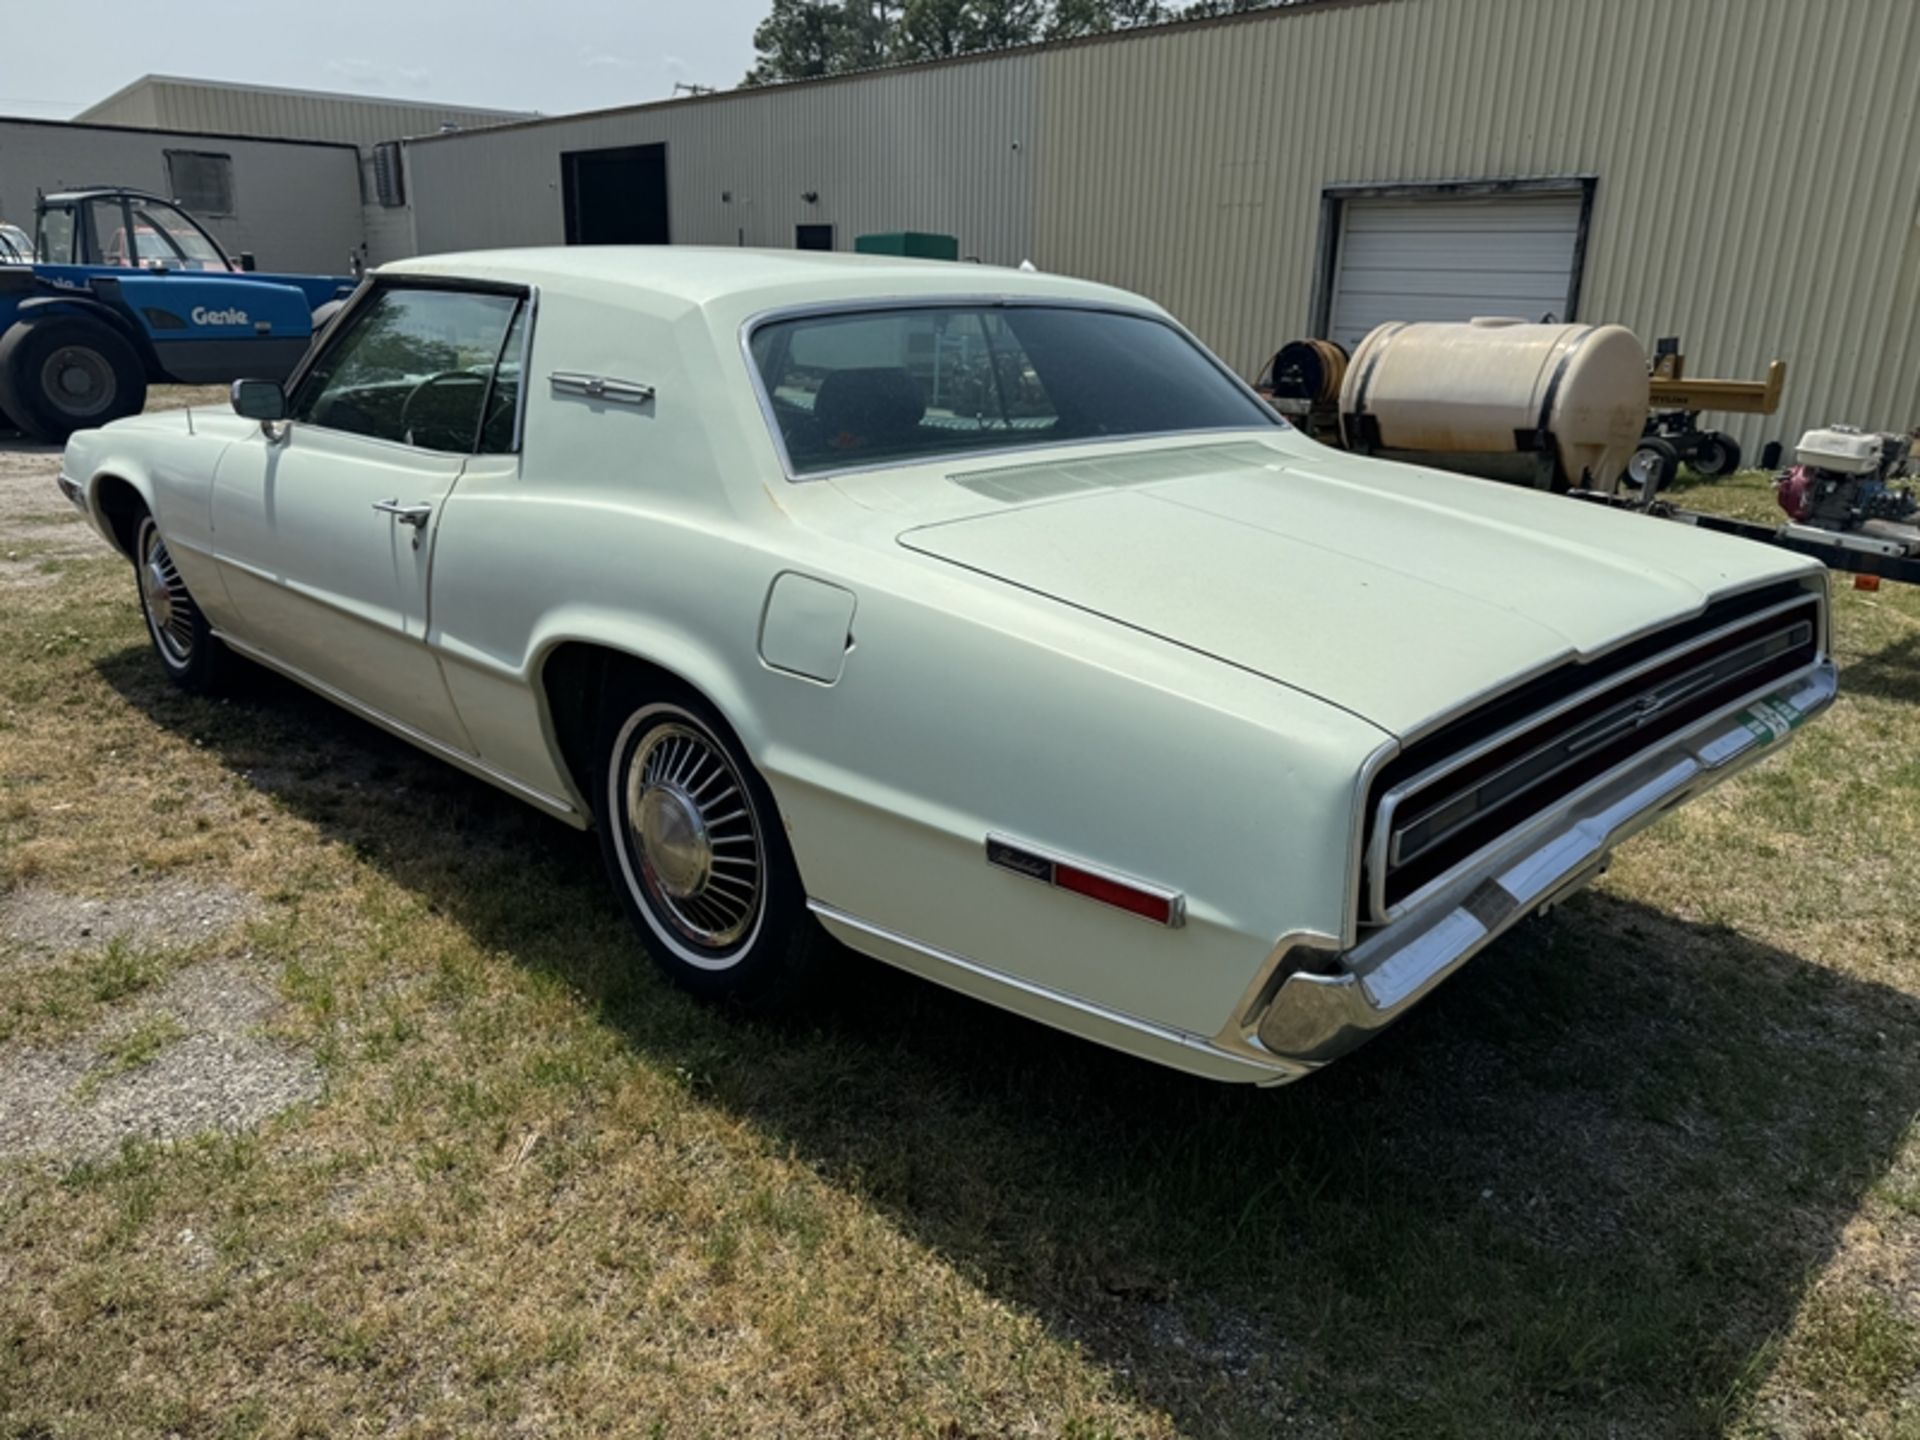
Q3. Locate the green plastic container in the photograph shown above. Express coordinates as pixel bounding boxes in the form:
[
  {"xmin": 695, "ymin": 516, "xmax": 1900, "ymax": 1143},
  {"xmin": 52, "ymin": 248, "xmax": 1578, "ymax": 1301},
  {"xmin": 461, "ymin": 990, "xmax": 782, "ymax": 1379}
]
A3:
[{"xmin": 853, "ymin": 231, "xmax": 960, "ymax": 261}]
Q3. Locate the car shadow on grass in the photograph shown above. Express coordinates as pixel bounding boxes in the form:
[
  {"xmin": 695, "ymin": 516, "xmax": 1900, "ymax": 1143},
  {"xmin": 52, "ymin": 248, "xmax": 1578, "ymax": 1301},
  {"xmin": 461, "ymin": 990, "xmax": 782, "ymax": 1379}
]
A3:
[
  {"xmin": 100, "ymin": 647, "xmax": 1920, "ymax": 1437},
  {"xmin": 1840, "ymin": 626, "xmax": 1920, "ymax": 705}
]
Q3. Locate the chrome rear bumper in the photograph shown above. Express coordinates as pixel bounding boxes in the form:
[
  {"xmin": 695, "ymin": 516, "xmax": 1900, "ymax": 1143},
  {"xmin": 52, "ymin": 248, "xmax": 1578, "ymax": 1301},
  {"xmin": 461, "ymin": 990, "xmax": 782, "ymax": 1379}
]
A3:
[{"xmin": 1250, "ymin": 661, "xmax": 1837, "ymax": 1069}]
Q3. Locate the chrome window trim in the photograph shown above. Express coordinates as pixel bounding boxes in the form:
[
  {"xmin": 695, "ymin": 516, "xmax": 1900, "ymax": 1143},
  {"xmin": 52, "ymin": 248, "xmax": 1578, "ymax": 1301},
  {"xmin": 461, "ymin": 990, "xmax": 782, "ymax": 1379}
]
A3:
[
  {"xmin": 284, "ymin": 274, "xmax": 540, "ymax": 458},
  {"xmin": 737, "ymin": 294, "xmax": 1286, "ymax": 484}
]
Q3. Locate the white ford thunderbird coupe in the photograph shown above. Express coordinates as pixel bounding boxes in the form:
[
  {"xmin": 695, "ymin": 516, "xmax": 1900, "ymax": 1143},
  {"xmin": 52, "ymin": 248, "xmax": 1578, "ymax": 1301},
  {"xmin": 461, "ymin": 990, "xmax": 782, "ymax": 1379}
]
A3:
[{"xmin": 57, "ymin": 249, "xmax": 1835, "ymax": 1084}]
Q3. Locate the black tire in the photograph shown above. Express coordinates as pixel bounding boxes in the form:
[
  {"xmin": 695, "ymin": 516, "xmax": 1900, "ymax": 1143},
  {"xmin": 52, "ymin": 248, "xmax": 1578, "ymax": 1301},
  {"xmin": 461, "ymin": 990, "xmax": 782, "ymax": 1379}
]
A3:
[
  {"xmin": 133, "ymin": 512, "xmax": 228, "ymax": 693},
  {"xmin": 593, "ymin": 684, "xmax": 821, "ymax": 1007},
  {"xmin": 0, "ymin": 317, "xmax": 148, "ymax": 442},
  {"xmin": 1621, "ymin": 436, "xmax": 1681, "ymax": 494},
  {"xmin": 1690, "ymin": 431, "xmax": 1742, "ymax": 479}
]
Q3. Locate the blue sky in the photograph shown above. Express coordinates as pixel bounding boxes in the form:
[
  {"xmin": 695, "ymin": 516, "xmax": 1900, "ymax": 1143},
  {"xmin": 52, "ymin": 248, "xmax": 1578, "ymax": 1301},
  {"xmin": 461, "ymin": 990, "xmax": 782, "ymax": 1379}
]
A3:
[{"xmin": 3, "ymin": 0, "xmax": 767, "ymax": 120}]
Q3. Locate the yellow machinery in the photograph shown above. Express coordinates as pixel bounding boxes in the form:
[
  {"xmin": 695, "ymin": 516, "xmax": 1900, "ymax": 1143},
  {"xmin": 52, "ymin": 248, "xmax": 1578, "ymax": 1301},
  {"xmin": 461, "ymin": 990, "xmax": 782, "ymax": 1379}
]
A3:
[{"xmin": 1627, "ymin": 339, "xmax": 1788, "ymax": 489}]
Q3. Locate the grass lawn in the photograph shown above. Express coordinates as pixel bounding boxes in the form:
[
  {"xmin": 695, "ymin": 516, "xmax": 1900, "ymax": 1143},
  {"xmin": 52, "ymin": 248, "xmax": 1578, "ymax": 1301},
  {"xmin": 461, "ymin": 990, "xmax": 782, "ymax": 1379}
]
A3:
[{"xmin": 1, "ymin": 424, "xmax": 1916, "ymax": 1437}]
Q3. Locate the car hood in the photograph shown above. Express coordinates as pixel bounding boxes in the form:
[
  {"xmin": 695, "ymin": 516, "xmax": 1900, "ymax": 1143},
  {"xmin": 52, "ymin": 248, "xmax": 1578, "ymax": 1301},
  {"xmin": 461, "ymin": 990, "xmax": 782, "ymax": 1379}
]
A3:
[{"xmin": 895, "ymin": 440, "xmax": 1816, "ymax": 736}]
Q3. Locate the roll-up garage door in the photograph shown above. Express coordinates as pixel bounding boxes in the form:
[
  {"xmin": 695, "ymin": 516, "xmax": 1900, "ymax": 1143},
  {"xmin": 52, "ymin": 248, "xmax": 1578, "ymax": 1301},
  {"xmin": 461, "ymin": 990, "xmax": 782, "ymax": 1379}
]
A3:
[{"xmin": 1327, "ymin": 194, "xmax": 1584, "ymax": 351}]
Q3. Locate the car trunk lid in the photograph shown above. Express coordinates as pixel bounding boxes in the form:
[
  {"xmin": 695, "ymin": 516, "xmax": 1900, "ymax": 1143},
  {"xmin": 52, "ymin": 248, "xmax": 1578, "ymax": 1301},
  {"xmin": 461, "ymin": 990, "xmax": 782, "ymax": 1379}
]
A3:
[{"xmin": 896, "ymin": 440, "xmax": 1808, "ymax": 736}]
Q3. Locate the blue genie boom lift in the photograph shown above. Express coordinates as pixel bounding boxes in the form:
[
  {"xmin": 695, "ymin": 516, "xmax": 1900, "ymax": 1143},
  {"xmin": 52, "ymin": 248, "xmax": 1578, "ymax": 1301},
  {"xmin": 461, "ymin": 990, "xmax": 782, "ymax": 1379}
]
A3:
[{"xmin": 0, "ymin": 187, "xmax": 358, "ymax": 441}]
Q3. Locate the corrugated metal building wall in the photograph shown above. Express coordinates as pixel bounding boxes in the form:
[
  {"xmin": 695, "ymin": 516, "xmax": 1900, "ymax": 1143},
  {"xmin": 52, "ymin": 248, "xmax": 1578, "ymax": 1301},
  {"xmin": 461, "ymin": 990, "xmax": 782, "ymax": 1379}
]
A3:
[
  {"xmin": 1031, "ymin": 0, "xmax": 1920, "ymax": 452},
  {"xmin": 401, "ymin": 0, "xmax": 1920, "ymax": 451},
  {"xmin": 0, "ymin": 118, "xmax": 363, "ymax": 273},
  {"xmin": 408, "ymin": 56, "xmax": 1039, "ymax": 267},
  {"xmin": 77, "ymin": 76, "xmax": 533, "ymax": 265}
]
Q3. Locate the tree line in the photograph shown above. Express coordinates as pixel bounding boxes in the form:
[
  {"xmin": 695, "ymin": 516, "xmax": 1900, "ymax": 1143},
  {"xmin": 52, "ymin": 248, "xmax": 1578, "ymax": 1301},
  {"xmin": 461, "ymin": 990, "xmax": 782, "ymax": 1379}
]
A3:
[{"xmin": 745, "ymin": 0, "xmax": 1292, "ymax": 84}]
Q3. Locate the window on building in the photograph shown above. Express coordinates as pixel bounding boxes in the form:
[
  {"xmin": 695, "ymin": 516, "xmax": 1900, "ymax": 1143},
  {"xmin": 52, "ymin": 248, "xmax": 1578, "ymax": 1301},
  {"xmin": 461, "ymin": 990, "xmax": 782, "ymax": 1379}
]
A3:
[
  {"xmin": 795, "ymin": 224, "xmax": 834, "ymax": 251},
  {"xmin": 372, "ymin": 141, "xmax": 407, "ymax": 208},
  {"xmin": 164, "ymin": 151, "xmax": 235, "ymax": 217}
]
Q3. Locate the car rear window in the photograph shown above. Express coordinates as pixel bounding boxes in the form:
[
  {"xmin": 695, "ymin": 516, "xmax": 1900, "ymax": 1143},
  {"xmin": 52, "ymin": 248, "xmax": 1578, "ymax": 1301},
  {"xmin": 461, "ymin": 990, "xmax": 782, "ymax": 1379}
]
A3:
[{"xmin": 748, "ymin": 304, "xmax": 1278, "ymax": 477}]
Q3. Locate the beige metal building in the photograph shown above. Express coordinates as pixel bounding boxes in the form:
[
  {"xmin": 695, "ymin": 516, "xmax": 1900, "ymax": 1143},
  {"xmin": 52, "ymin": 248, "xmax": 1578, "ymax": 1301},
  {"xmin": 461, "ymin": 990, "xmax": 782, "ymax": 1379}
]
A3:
[
  {"xmin": 76, "ymin": 75, "xmax": 534, "ymax": 264},
  {"xmin": 0, "ymin": 117, "xmax": 363, "ymax": 273},
  {"xmin": 402, "ymin": 0, "xmax": 1920, "ymax": 453}
]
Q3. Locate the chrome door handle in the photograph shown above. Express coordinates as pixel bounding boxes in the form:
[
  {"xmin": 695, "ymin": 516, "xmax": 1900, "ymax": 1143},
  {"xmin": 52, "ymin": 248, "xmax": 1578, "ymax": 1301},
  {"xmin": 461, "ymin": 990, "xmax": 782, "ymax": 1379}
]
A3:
[{"xmin": 371, "ymin": 498, "xmax": 432, "ymax": 529}]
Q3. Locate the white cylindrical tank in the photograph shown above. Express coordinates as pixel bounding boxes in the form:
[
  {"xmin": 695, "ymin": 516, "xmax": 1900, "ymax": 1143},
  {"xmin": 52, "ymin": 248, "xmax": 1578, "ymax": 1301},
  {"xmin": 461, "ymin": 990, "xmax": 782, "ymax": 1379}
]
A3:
[{"xmin": 1338, "ymin": 319, "xmax": 1649, "ymax": 491}]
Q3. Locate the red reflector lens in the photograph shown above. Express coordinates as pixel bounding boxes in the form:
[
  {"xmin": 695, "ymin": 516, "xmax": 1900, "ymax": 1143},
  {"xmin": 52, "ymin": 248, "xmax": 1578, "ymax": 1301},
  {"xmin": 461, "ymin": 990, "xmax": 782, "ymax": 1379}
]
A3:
[
  {"xmin": 1054, "ymin": 863, "xmax": 1174, "ymax": 925},
  {"xmin": 1855, "ymin": 574, "xmax": 1882, "ymax": 592}
]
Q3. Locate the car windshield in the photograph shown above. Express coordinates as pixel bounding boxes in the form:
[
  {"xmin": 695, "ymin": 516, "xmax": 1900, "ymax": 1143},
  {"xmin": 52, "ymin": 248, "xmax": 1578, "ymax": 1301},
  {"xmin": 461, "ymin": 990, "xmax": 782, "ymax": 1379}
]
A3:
[{"xmin": 748, "ymin": 304, "xmax": 1278, "ymax": 477}]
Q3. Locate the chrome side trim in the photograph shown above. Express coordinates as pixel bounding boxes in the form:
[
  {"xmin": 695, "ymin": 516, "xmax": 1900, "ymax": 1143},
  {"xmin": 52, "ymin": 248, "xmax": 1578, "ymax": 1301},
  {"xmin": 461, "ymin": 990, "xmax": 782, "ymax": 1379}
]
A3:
[
  {"xmin": 213, "ymin": 630, "xmax": 582, "ymax": 823},
  {"xmin": 1253, "ymin": 661, "xmax": 1837, "ymax": 1065},
  {"xmin": 549, "ymin": 371, "xmax": 655, "ymax": 406},
  {"xmin": 807, "ymin": 900, "xmax": 1293, "ymax": 1077},
  {"xmin": 1365, "ymin": 594, "xmax": 1823, "ymax": 924}
]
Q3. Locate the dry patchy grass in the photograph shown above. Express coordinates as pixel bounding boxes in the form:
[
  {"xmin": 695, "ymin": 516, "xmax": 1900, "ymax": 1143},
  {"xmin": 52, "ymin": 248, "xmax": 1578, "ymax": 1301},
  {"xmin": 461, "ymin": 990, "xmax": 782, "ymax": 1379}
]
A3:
[{"xmin": 0, "ymin": 441, "xmax": 1916, "ymax": 1437}]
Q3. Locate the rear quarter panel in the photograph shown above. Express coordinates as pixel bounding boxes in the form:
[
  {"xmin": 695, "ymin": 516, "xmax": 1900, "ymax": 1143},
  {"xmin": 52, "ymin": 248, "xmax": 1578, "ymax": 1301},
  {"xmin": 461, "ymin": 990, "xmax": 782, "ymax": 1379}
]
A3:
[{"xmin": 427, "ymin": 287, "xmax": 1390, "ymax": 1044}]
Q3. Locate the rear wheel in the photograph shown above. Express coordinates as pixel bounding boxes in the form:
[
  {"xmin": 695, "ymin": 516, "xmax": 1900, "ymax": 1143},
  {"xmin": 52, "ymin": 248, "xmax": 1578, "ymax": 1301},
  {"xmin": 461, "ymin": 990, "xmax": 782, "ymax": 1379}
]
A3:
[
  {"xmin": 0, "ymin": 317, "xmax": 148, "ymax": 442},
  {"xmin": 1690, "ymin": 432, "xmax": 1742, "ymax": 479},
  {"xmin": 134, "ymin": 513, "xmax": 227, "ymax": 692},
  {"xmin": 593, "ymin": 687, "xmax": 821, "ymax": 1007}
]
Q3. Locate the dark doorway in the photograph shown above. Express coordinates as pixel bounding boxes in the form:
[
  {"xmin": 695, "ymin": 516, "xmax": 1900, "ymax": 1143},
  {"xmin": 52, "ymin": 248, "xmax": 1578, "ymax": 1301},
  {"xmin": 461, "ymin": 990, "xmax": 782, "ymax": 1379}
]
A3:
[
  {"xmin": 560, "ymin": 143, "xmax": 669, "ymax": 245},
  {"xmin": 795, "ymin": 223, "xmax": 834, "ymax": 251}
]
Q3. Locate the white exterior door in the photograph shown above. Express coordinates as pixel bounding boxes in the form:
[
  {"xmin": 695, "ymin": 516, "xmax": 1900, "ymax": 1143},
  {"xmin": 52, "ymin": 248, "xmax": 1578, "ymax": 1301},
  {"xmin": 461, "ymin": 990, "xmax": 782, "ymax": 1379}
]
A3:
[
  {"xmin": 209, "ymin": 282, "xmax": 528, "ymax": 749},
  {"xmin": 1328, "ymin": 194, "xmax": 1584, "ymax": 351}
]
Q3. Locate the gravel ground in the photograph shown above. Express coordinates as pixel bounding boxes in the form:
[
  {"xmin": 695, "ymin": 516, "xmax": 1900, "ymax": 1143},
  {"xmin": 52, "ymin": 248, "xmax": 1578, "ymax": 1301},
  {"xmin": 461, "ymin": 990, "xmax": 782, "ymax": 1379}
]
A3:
[
  {"xmin": 0, "ymin": 879, "xmax": 263, "ymax": 969},
  {"xmin": 0, "ymin": 956, "xmax": 320, "ymax": 1166},
  {"xmin": 1, "ymin": 420, "xmax": 318, "ymax": 1173}
]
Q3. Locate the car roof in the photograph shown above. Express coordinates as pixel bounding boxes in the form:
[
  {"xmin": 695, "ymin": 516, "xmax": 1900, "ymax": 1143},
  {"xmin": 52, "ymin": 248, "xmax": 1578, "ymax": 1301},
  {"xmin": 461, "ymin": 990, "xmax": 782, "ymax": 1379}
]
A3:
[
  {"xmin": 377, "ymin": 246, "xmax": 1157, "ymax": 315},
  {"xmin": 39, "ymin": 188, "xmax": 172, "ymax": 206}
]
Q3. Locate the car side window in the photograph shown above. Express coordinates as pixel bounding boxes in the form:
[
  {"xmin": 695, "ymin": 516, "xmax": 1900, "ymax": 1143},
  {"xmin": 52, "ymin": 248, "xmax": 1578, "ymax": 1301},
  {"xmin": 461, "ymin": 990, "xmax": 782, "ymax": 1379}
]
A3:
[{"xmin": 290, "ymin": 286, "xmax": 522, "ymax": 453}]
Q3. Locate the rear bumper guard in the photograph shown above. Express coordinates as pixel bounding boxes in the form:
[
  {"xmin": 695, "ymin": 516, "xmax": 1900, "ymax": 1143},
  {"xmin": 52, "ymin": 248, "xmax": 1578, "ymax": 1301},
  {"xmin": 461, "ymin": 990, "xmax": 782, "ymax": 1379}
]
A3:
[{"xmin": 1252, "ymin": 661, "xmax": 1837, "ymax": 1067}]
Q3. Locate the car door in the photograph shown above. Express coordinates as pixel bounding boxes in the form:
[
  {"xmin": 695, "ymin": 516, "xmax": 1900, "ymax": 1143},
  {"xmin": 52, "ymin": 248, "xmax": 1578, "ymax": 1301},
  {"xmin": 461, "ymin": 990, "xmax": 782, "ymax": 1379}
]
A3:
[{"xmin": 210, "ymin": 279, "xmax": 528, "ymax": 748}]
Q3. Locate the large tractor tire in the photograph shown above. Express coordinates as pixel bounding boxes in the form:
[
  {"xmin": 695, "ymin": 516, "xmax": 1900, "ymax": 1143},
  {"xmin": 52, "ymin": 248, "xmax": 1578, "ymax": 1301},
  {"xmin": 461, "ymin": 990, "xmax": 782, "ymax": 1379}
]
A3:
[{"xmin": 0, "ymin": 316, "xmax": 148, "ymax": 442}]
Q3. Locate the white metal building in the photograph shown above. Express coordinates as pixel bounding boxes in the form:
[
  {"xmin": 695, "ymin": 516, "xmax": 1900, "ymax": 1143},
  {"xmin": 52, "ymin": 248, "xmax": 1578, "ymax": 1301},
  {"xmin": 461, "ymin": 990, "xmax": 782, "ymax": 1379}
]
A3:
[
  {"xmin": 399, "ymin": 0, "xmax": 1920, "ymax": 453},
  {"xmin": 72, "ymin": 75, "xmax": 534, "ymax": 265},
  {"xmin": 0, "ymin": 117, "xmax": 363, "ymax": 273}
]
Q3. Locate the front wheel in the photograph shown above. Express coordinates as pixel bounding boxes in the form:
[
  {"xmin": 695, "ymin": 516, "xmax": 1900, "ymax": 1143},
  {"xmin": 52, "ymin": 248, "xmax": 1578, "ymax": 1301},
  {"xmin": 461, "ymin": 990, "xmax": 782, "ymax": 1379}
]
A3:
[
  {"xmin": 594, "ymin": 691, "xmax": 822, "ymax": 1007},
  {"xmin": 134, "ymin": 514, "xmax": 227, "ymax": 692},
  {"xmin": 0, "ymin": 317, "xmax": 148, "ymax": 442}
]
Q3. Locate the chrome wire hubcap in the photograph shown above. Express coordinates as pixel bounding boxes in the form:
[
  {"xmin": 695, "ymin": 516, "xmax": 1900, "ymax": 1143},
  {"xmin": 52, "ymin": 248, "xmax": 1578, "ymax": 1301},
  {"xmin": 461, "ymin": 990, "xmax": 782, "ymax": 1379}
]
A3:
[
  {"xmin": 625, "ymin": 721, "xmax": 763, "ymax": 951},
  {"xmin": 43, "ymin": 346, "xmax": 114, "ymax": 418},
  {"xmin": 139, "ymin": 522, "xmax": 195, "ymax": 665}
]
